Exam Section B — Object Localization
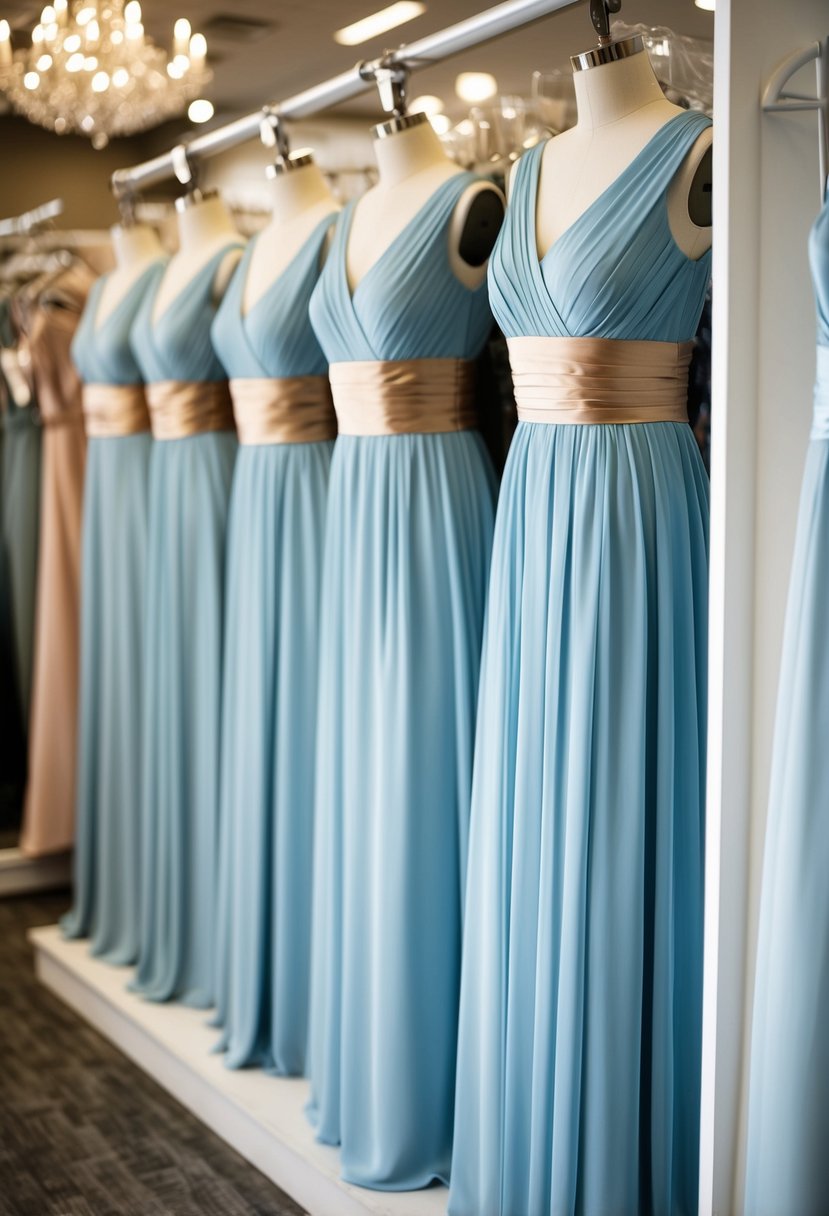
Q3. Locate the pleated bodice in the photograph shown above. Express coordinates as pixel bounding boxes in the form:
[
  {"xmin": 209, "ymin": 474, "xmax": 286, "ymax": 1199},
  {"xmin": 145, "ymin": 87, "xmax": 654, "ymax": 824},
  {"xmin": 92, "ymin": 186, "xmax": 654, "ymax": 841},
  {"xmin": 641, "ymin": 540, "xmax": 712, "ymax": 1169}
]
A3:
[
  {"xmin": 309, "ymin": 172, "xmax": 493, "ymax": 362},
  {"xmin": 72, "ymin": 262, "xmax": 163, "ymax": 386},
  {"xmin": 489, "ymin": 109, "xmax": 712, "ymax": 343},
  {"xmin": 212, "ymin": 215, "xmax": 336, "ymax": 378}
]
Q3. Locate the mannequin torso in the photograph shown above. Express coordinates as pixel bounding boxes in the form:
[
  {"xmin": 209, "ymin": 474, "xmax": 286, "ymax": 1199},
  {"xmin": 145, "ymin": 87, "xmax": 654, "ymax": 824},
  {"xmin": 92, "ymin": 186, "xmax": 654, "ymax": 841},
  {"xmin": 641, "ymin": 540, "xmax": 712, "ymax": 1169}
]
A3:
[
  {"xmin": 243, "ymin": 159, "xmax": 339, "ymax": 315},
  {"xmin": 346, "ymin": 117, "xmax": 505, "ymax": 292},
  {"xmin": 532, "ymin": 48, "xmax": 712, "ymax": 261},
  {"xmin": 152, "ymin": 194, "xmax": 243, "ymax": 323},
  {"xmin": 96, "ymin": 223, "xmax": 165, "ymax": 327}
]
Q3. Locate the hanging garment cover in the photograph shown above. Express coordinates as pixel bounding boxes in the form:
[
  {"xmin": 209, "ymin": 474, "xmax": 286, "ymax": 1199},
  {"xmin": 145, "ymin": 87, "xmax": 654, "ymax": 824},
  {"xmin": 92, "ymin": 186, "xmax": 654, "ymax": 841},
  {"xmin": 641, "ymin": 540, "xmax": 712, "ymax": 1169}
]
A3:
[
  {"xmin": 210, "ymin": 213, "xmax": 338, "ymax": 1074},
  {"xmin": 449, "ymin": 109, "xmax": 712, "ymax": 1216},
  {"xmin": 129, "ymin": 244, "xmax": 241, "ymax": 1006},
  {"xmin": 743, "ymin": 193, "xmax": 829, "ymax": 1216},
  {"xmin": 61, "ymin": 260, "xmax": 163, "ymax": 964},
  {"xmin": 0, "ymin": 296, "xmax": 41, "ymax": 747},
  {"xmin": 20, "ymin": 262, "xmax": 95, "ymax": 857},
  {"xmin": 306, "ymin": 172, "xmax": 497, "ymax": 1191}
]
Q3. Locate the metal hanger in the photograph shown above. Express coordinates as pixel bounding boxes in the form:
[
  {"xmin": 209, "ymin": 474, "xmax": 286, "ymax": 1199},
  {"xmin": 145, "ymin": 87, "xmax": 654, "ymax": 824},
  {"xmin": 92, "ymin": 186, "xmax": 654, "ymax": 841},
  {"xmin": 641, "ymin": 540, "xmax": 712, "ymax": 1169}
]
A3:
[
  {"xmin": 259, "ymin": 107, "xmax": 314, "ymax": 176},
  {"xmin": 360, "ymin": 52, "xmax": 428, "ymax": 140},
  {"xmin": 762, "ymin": 37, "xmax": 828, "ymax": 198},
  {"xmin": 571, "ymin": 0, "xmax": 643, "ymax": 73},
  {"xmin": 170, "ymin": 143, "xmax": 217, "ymax": 212}
]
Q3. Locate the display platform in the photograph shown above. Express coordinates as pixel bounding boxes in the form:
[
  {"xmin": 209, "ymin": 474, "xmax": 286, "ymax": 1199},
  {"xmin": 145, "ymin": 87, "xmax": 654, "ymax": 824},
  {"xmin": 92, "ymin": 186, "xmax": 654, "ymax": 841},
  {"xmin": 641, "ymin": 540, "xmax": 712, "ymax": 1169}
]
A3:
[
  {"xmin": 30, "ymin": 925, "xmax": 448, "ymax": 1216},
  {"xmin": 0, "ymin": 847, "xmax": 71, "ymax": 897}
]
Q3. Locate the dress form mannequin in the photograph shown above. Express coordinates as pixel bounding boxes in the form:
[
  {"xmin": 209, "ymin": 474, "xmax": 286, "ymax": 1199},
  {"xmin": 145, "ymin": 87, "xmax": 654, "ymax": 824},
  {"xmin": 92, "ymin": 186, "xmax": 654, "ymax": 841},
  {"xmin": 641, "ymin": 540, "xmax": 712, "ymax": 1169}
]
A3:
[
  {"xmin": 346, "ymin": 112, "xmax": 505, "ymax": 292},
  {"xmin": 243, "ymin": 155, "xmax": 339, "ymax": 315},
  {"xmin": 533, "ymin": 40, "xmax": 712, "ymax": 260},
  {"xmin": 96, "ymin": 223, "xmax": 165, "ymax": 326},
  {"xmin": 152, "ymin": 192, "xmax": 243, "ymax": 322}
]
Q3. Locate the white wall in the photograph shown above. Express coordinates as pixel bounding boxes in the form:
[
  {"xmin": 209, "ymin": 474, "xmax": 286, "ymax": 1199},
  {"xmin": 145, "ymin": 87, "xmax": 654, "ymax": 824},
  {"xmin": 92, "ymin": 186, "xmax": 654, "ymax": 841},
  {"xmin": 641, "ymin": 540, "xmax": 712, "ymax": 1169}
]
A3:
[{"xmin": 701, "ymin": 3, "xmax": 827, "ymax": 1213}]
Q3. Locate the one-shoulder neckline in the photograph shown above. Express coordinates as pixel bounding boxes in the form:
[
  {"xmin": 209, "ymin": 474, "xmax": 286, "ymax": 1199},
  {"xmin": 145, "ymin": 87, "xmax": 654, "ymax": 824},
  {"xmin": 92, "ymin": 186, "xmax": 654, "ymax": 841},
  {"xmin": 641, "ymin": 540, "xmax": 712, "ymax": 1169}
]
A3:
[
  {"xmin": 533, "ymin": 109, "xmax": 705, "ymax": 267},
  {"xmin": 342, "ymin": 171, "xmax": 473, "ymax": 302},
  {"xmin": 240, "ymin": 210, "xmax": 339, "ymax": 321},
  {"xmin": 151, "ymin": 240, "xmax": 244, "ymax": 329},
  {"xmin": 92, "ymin": 257, "xmax": 165, "ymax": 337}
]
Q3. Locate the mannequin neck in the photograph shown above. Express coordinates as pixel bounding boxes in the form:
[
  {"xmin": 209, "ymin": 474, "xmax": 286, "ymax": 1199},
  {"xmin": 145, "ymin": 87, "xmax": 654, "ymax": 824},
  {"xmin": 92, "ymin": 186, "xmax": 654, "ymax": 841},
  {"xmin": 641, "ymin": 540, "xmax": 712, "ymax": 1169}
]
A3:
[
  {"xmin": 266, "ymin": 160, "xmax": 335, "ymax": 226},
  {"xmin": 573, "ymin": 49, "xmax": 666, "ymax": 130},
  {"xmin": 110, "ymin": 222, "xmax": 164, "ymax": 270},
  {"xmin": 372, "ymin": 119, "xmax": 451, "ymax": 188},
  {"xmin": 175, "ymin": 193, "xmax": 238, "ymax": 253}
]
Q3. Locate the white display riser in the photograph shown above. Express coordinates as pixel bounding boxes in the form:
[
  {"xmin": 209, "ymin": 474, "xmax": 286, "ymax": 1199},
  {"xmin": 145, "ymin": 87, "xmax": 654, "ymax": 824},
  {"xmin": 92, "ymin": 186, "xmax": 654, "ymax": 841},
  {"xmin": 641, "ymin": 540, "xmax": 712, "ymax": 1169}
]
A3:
[
  {"xmin": 30, "ymin": 926, "xmax": 449, "ymax": 1216},
  {"xmin": 0, "ymin": 846, "xmax": 71, "ymax": 896}
]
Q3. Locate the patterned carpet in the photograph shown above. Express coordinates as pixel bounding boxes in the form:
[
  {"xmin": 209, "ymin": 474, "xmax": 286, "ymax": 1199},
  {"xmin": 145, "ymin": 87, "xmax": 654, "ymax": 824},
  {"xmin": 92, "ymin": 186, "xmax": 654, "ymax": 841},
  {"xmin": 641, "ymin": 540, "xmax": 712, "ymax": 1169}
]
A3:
[{"xmin": 0, "ymin": 892, "xmax": 307, "ymax": 1215}]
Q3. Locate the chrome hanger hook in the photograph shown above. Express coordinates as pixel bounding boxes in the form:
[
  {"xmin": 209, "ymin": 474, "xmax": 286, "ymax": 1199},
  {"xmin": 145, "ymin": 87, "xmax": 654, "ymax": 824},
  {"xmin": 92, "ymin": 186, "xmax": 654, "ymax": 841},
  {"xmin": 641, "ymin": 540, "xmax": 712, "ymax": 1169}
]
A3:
[
  {"xmin": 359, "ymin": 52, "xmax": 411, "ymax": 118},
  {"xmin": 260, "ymin": 107, "xmax": 291, "ymax": 162},
  {"xmin": 590, "ymin": 0, "xmax": 622, "ymax": 47}
]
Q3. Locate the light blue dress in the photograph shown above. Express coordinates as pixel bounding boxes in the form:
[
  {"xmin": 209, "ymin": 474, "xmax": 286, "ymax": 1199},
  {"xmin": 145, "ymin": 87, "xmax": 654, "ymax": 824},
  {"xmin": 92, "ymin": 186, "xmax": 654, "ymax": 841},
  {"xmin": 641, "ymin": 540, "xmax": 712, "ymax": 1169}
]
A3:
[
  {"xmin": 210, "ymin": 215, "xmax": 337, "ymax": 1073},
  {"xmin": 743, "ymin": 194, "xmax": 829, "ymax": 1216},
  {"xmin": 60, "ymin": 263, "xmax": 160, "ymax": 962},
  {"xmin": 130, "ymin": 246, "xmax": 241, "ymax": 1006},
  {"xmin": 449, "ymin": 110, "xmax": 712, "ymax": 1216},
  {"xmin": 307, "ymin": 172, "xmax": 497, "ymax": 1189}
]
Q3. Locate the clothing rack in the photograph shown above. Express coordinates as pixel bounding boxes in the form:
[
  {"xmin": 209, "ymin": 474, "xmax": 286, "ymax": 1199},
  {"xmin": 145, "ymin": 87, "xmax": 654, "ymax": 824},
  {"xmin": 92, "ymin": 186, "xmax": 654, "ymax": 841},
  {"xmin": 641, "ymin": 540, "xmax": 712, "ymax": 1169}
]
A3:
[
  {"xmin": 111, "ymin": 0, "xmax": 579, "ymax": 196},
  {"xmin": 0, "ymin": 198, "xmax": 63, "ymax": 238}
]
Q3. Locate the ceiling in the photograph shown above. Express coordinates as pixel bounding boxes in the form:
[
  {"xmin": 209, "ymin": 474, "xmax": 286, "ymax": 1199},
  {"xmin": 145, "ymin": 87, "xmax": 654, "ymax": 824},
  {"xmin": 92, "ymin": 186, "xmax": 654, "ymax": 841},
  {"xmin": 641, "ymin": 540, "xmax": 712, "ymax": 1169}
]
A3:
[{"xmin": 1, "ymin": 0, "xmax": 715, "ymax": 135}]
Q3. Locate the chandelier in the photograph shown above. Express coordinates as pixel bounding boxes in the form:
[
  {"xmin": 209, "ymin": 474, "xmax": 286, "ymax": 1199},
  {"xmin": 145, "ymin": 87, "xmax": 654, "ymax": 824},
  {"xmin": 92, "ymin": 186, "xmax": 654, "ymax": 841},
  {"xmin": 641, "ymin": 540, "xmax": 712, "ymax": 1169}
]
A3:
[{"xmin": 0, "ymin": 1, "xmax": 211, "ymax": 148}]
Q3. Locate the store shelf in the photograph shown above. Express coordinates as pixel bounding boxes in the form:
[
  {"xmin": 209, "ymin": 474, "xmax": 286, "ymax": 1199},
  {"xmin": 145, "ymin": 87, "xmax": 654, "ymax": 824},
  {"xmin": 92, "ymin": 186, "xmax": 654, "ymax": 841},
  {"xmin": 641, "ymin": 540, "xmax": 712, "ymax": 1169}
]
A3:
[
  {"xmin": 0, "ymin": 847, "xmax": 71, "ymax": 897},
  {"xmin": 30, "ymin": 925, "xmax": 448, "ymax": 1216}
]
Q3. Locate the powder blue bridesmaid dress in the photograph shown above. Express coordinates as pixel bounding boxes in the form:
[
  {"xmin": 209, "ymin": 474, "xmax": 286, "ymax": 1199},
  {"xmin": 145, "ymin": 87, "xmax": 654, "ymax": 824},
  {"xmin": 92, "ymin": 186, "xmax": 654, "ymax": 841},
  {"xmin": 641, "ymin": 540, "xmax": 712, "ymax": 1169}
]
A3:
[
  {"xmin": 449, "ymin": 110, "xmax": 712, "ymax": 1216},
  {"xmin": 61, "ymin": 262, "xmax": 161, "ymax": 962},
  {"xmin": 130, "ymin": 246, "xmax": 241, "ymax": 1006},
  {"xmin": 307, "ymin": 173, "xmax": 497, "ymax": 1189},
  {"xmin": 210, "ymin": 215, "xmax": 337, "ymax": 1072},
  {"xmin": 743, "ymin": 194, "xmax": 829, "ymax": 1216}
]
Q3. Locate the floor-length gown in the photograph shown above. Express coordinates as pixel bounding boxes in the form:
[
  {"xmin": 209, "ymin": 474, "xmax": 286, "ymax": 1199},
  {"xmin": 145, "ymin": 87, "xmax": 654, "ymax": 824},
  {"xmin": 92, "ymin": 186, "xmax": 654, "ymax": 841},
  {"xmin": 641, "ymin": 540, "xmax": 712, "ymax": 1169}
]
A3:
[
  {"xmin": 20, "ymin": 262, "xmax": 95, "ymax": 857},
  {"xmin": 210, "ymin": 216, "xmax": 337, "ymax": 1073},
  {"xmin": 449, "ymin": 110, "xmax": 712, "ymax": 1216},
  {"xmin": 743, "ymin": 195, "xmax": 829, "ymax": 1216},
  {"xmin": 61, "ymin": 262, "xmax": 162, "ymax": 963},
  {"xmin": 129, "ymin": 246, "xmax": 241, "ymax": 1006},
  {"xmin": 307, "ymin": 172, "xmax": 497, "ymax": 1190}
]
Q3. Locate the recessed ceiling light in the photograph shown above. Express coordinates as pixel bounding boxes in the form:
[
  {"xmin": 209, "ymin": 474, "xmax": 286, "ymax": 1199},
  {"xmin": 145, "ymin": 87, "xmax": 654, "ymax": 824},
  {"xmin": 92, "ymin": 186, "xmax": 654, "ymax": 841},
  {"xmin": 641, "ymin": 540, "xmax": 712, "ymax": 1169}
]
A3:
[
  {"xmin": 695, "ymin": 0, "xmax": 715, "ymax": 9},
  {"xmin": 410, "ymin": 94, "xmax": 443, "ymax": 116},
  {"xmin": 334, "ymin": 2, "xmax": 425, "ymax": 48},
  {"xmin": 455, "ymin": 71, "xmax": 497, "ymax": 103},
  {"xmin": 188, "ymin": 98, "xmax": 214, "ymax": 123}
]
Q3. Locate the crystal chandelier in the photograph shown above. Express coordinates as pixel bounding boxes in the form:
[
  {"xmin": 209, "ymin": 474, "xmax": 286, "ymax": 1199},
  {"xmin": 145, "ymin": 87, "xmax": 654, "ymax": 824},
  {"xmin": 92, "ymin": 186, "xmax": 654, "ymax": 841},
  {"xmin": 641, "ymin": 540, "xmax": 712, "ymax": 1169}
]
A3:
[{"xmin": 0, "ymin": 1, "xmax": 211, "ymax": 148}]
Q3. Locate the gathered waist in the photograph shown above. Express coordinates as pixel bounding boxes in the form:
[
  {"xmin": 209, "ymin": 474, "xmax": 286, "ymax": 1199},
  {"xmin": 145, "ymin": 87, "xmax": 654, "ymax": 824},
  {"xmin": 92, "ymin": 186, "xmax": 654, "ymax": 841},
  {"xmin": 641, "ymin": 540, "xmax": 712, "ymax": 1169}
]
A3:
[
  {"xmin": 329, "ymin": 359, "xmax": 476, "ymax": 437},
  {"xmin": 230, "ymin": 376, "xmax": 336, "ymax": 445},
  {"xmin": 83, "ymin": 383, "xmax": 150, "ymax": 438},
  {"xmin": 146, "ymin": 380, "xmax": 235, "ymax": 441},
  {"xmin": 812, "ymin": 345, "xmax": 829, "ymax": 441},
  {"xmin": 508, "ymin": 336, "xmax": 694, "ymax": 425}
]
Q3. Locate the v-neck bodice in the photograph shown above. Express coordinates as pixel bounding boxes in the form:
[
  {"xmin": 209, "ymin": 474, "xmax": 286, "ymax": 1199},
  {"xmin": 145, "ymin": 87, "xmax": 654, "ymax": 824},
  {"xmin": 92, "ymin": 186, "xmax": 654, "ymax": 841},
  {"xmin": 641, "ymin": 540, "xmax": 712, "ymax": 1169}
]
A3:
[
  {"xmin": 131, "ymin": 243, "xmax": 244, "ymax": 383},
  {"xmin": 810, "ymin": 193, "xmax": 829, "ymax": 347},
  {"xmin": 309, "ymin": 172, "xmax": 494, "ymax": 363},
  {"xmin": 211, "ymin": 214, "xmax": 336, "ymax": 378},
  {"xmin": 489, "ymin": 109, "xmax": 712, "ymax": 343},
  {"xmin": 72, "ymin": 260, "xmax": 164, "ymax": 385}
]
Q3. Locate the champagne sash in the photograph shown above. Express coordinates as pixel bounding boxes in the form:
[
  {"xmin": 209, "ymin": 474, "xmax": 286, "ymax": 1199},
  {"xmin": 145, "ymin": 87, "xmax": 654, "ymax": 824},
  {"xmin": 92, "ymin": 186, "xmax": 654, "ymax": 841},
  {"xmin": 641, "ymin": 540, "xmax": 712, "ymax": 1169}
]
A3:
[
  {"xmin": 146, "ymin": 380, "xmax": 235, "ymax": 440},
  {"xmin": 230, "ymin": 376, "xmax": 336, "ymax": 445},
  {"xmin": 508, "ymin": 336, "xmax": 694, "ymax": 425},
  {"xmin": 83, "ymin": 384, "xmax": 150, "ymax": 437},
  {"xmin": 329, "ymin": 359, "xmax": 476, "ymax": 437}
]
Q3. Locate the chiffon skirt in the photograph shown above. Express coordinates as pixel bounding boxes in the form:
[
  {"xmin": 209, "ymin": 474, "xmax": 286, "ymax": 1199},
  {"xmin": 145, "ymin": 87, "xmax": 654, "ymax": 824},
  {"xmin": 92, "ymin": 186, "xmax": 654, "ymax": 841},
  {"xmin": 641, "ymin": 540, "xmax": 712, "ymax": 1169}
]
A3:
[
  {"xmin": 449, "ymin": 420, "xmax": 709, "ymax": 1216},
  {"xmin": 1, "ymin": 406, "xmax": 40, "ymax": 733},
  {"xmin": 213, "ymin": 439, "xmax": 332, "ymax": 1074},
  {"xmin": 307, "ymin": 429, "xmax": 496, "ymax": 1191},
  {"xmin": 133, "ymin": 430, "xmax": 236, "ymax": 1006},
  {"xmin": 61, "ymin": 433, "xmax": 152, "ymax": 964},
  {"xmin": 744, "ymin": 422, "xmax": 829, "ymax": 1216}
]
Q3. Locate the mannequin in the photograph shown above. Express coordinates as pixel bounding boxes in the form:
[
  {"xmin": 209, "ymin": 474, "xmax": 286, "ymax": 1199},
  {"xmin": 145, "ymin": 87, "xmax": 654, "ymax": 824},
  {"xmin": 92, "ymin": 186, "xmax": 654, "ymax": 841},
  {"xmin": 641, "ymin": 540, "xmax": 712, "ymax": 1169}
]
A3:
[
  {"xmin": 95, "ymin": 223, "xmax": 165, "ymax": 327},
  {"xmin": 152, "ymin": 191, "xmax": 243, "ymax": 322},
  {"xmin": 533, "ymin": 38, "xmax": 712, "ymax": 261},
  {"xmin": 243, "ymin": 152, "xmax": 339, "ymax": 315},
  {"xmin": 346, "ymin": 112, "xmax": 505, "ymax": 292}
]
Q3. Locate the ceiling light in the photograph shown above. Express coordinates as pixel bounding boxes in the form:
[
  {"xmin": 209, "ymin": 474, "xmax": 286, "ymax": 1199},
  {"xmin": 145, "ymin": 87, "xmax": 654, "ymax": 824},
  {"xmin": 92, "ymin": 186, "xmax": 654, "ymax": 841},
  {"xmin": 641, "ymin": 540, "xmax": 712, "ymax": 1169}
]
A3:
[
  {"xmin": 36, "ymin": 53, "xmax": 52, "ymax": 69},
  {"xmin": 112, "ymin": 66, "xmax": 128, "ymax": 86},
  {"xmin": 334, "ymin": 2, "xmax": 425, "ymax": 47},
  {"xmin": 91, "ymin": 69, "xmax": 108, "ymax": 91},
  {"xmin": 429, "ymin": 113, "xmax": 451, "ymax": 135},
  {"xmin": 63, "ymin": 32, "xmax": 80, "ymax": 50},
  {"xmin": 124, "ymin": 0, "xmax": 141, "ymax": 22},
  {"xmin": 455, "ymin": 71, "xmax": 497, "ymax": 103},
  {"xmin": 23, "ymin": 69, "xmax": 39, "ymax": 88},
  {"xmin": 188, "ymin": 97, "xmax": 213, "ymax": 123},
  {"xmin": 695, "ymin": 0, "xmax": 715, "ymax": 8},
  {"xmin": 410, "ymin": 93, "xmax": 443, "ymax": 116}
]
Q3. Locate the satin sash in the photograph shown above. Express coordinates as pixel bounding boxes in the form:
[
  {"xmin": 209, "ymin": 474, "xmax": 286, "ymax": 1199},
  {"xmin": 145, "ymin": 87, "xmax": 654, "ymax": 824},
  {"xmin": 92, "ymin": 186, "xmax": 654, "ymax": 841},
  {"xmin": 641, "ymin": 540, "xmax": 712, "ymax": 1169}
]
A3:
[
  {"xmin": 330, "ymin": 358, "xmax": 476, "ymax": 436},
  {"xmin": 230, "ymin": 376, "xmax": 337, "ymax": 446},
  {"xmin": 83, "ymin": 383, "xmax": 150, "ymax": 438},
  {"xmin": 146, "ymin": 380, "xmax": 235, "ymax": 441},
  {"xmin": 507, "ymin": 336, "xmax": 694, "ymax": 425},
  {"xmin": 811, "ymin": 345, "xmax": 829, "ymax": 441}
]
